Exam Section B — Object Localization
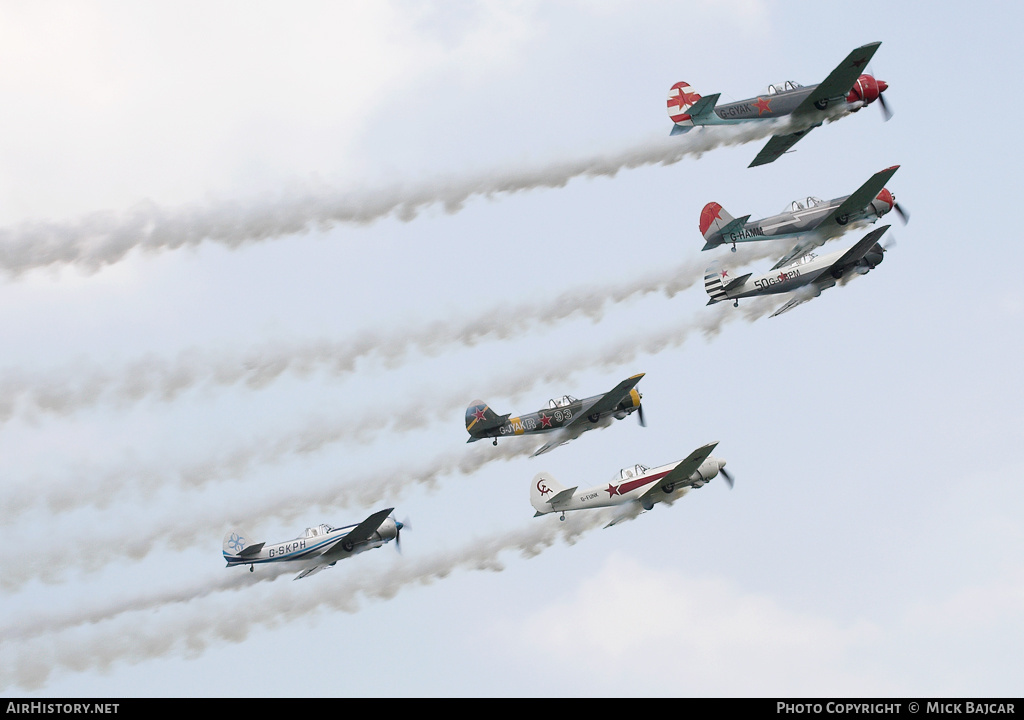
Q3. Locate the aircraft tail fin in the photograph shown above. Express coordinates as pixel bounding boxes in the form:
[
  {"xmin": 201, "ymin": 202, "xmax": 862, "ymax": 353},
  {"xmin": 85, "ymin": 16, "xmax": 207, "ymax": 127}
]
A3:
[
  {"xmin": 465, "ymin": 400, "xmax": 508, "ymax": 438},
  {"xmin": 667, "ymin": 81, "xmax": 705, "ymax": 128},
  {"xmin": 222, "ymin": 530, "xmax": 264, "ymax": 564},
  {"xmin": 703, "ymin": 267, "xmax": 729, "ymax": 305},
  {"xmin": 531, "ymin": 472, "xmax": 572, "ymax": 516}
]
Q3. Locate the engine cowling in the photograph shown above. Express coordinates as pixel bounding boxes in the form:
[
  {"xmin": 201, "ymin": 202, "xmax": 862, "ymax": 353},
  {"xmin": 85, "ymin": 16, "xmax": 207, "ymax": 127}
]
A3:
[
  {"xmin": 847, "ymin": 74, "xmax": 887, "ymax": 105},
  {"xmin": 871, "ymin": 188, "xmax": 895, "ymax": 217}
]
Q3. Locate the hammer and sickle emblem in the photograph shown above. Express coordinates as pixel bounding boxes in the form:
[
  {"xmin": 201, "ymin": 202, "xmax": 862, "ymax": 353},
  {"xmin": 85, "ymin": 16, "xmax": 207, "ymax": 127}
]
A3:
[{"xmin": 537, "ymin": 479, "xmax": 551, "ymax": 496}]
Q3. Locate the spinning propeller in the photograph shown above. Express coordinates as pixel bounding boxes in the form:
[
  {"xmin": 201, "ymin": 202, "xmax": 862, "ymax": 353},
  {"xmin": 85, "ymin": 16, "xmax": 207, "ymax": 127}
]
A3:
[
  {"xmin": 720, "ymin": 465, "xmax": 735, "ymax": 490},
  {"xmin": 393, "ymin": 515, "xmax": 410, "ymax": 554},
  {"xmin": 637, "ymin": 404, "xmax": 647, "ymax": 428}
]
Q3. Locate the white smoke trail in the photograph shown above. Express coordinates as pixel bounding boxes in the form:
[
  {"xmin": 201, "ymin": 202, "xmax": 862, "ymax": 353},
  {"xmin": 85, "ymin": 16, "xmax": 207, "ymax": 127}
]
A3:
[
  {"xmin": 0, "ymin": 297, "xmax": 777, "ymax": 590},
  {"xmin": 0, "ymin": 242, "xmax": 781, "ymax": 430},
  {"xmin": 0, "ymin": 512, "xmax": 610, "ymax": 690},
  {"xmin": 0, "ymin": 122, "xmax": 791, "ymax": 278}
]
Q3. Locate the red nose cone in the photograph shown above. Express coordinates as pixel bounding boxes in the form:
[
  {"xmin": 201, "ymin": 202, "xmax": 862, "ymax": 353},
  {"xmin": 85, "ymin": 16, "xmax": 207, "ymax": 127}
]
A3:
[
  {"xmin": 876, "ymin": 188, "xmax": 894, "ymax": 210},
  {"xmin": 877, "ymin": 79, "xmax": 888, "ymax": 94}
]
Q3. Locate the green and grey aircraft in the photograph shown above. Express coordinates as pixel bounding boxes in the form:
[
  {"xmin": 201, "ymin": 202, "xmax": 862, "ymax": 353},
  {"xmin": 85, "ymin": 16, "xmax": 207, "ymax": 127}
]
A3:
[
  {"xmin": 667, "ymin": 42, "xmax": 890, "ymax": 167},
  {"xmin": 704, "ymin": 226, "xmax": 892, "ymax": 318},
  {"xmin": 700, "ymin": 165, "xmax": 907, "ymax": 269},
  {"xmin": 466, "ymin": 373, "xmax": 645, "ymax": 456}
]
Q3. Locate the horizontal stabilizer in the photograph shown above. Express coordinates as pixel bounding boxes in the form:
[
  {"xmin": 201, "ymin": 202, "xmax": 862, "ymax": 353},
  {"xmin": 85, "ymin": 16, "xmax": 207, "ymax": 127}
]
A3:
[
  {"xmin": 239, "ymin": 542, "xmax": 265, "ymax": 558},
  {"xmin": 684, "ymin": 93, "xmax": 720, "ymax": 121},
  {"xmin": 670, "ymin": 124, "xmax": 692, "ymax": 136},
  {"xmin": 723, "ymin": 273, "xmax": 751, "ymax": 293},
  {"xmin": 546, "ymin": 486, "xmax": 577, "ymax": 506}
]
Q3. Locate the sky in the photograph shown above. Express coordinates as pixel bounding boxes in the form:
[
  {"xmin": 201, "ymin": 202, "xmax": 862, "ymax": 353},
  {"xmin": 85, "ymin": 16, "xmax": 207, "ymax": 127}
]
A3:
[{"xmin": 0, "ymin": 0, "xmax": 1022, "ymax": 698}]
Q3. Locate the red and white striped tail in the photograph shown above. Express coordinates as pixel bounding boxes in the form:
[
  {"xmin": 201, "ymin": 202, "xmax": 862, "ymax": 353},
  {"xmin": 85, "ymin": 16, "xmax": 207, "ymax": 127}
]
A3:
[{"xmin": 667, "ymin": 81, "xmax": 701, "ymax": 125}]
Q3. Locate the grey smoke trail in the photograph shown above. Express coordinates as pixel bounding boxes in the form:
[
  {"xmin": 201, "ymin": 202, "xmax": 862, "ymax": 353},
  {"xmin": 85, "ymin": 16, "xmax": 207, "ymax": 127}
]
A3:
[
  {"xmin": 0, "ymin": 296, "xmax": 777, "ymax": 589},
  {"xmin": 0, "ymin": 512, "xmax": 609, "ymax": 690},
  {"xmin": 0, "ymin": 122, "xmax": 792, "ymax": 278},
  {"xmin": 0, "ymin": 435, "xmax": 549, "ymax": 591},
  {"xmin": 0, "ymin": 242, "xmax": 781, "ymax": 429}
]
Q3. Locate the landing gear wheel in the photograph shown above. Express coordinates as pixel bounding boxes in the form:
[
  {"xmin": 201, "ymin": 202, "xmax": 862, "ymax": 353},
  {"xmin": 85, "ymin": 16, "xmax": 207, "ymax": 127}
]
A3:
[
  {"xmin": 814, "ymin": 98, "xmax": 828, "ymax": 110},
  {"xmin": 492, "ymin": 438, "xmax": 497, "ymax": 446},
  {"xmin": 342, "ymin": 541, "xmax": 354, "ymax": 553},
  {"xmin": 588, "ymin": 413, "xmax": 600, "ymax": 423},
  {"xmin": 662, "ymin": 483, "xmax": 675, "ymax": 494},
  {"xmin": 249, "ymin": 565, "xmax": 254, "ymax": 573}
]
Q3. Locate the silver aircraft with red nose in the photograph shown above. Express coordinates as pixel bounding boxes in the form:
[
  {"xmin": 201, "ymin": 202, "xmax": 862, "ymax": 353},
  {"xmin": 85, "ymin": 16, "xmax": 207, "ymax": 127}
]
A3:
[
  {"xmin": 667, "ymin": 42, "xmax": 891, "ymax": 167},
  {"xmin": 530, "ymin": 441, "xmax": 731, "ymax": 527},
  {"xmin": 700, "ymin": 165, "xmax": 907, "ymax": 269}
]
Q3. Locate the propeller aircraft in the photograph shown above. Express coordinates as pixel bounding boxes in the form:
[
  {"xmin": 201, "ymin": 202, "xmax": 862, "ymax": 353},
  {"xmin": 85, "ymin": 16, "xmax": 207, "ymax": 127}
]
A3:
[
  {"xmin": 466, "ymin": 373, "xmax": 645, "ymax": 456},
  {"xmin": 704, "ymin": 225, "xmax": 892, "ymax": 318},
  {"xmin": 700, "ymin": 165, "xmax": 907, "ymax": 269},
  {"xmin": 667, "ymin": 42, "xmax": 891, "ymax": 167},
  {"xmin": 223, "ymin": 507, "xmax": 405, "ymax": 580},
  {"xmin": 530, "ymin": 441, "xmax": 730, "ymax": 527}
]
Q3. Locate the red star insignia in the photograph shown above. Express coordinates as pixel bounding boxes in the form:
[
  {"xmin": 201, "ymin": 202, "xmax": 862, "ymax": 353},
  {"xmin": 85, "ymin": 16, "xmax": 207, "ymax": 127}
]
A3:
[
  {"xmin": 778, "ymin": 272, "xmax": 788, "ymax": 282},
  {"xmin": 668, "ymin": 88, "xmax": 700, "ymax": 110},
  {"xmin": 538, "ymin": 413, "xmax": 552, "ymax": 428},
  {"xmin": 851, "ymin": 57, "xmax": 867, "ymax": 69},
  {"xmin": 754, "ymin": 97, "xmax": 772, "ymax": 116},
  {"xmin": 605, "ymin": 484, "xmax": 621, "ymax": 498},
  {"xmin": 473, "ymin": 408, "xmax": 487, "ymax": 422},
  {"xmin": 721, "ymin": 269, "xmax": 729, "ymax": 278}
]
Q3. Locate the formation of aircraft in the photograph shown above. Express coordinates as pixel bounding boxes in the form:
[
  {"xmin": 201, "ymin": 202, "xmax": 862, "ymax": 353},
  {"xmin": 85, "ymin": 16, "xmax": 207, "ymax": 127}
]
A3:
[
  {"xmin": 223, "ymin": 508, "xmax": 405, "ymax": 580},
  {"xmin": 704, "ymin": 225, "xmax": 892, "ymax": 317},
  {"xmin": 530, "ymin": 441, "xmax": 731, "ymax": 527},
  {"xmin": 465, "ymin": 373, "xmax": 645, "ymax": 456},
  {"xmin": 224, "ymin": 41, "xmax": 901, "ymax": 575},
  {"xmin": 700, "ymin": 165, "xmax": 907, "ymax": 269},
  {"xmin": 667, "ymin": 42, "xmax": 890, "ymax": 167}
]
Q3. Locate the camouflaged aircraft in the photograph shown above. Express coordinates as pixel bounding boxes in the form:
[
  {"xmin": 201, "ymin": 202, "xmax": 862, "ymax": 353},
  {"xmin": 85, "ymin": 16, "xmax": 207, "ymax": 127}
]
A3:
[
  {"xmin": 530, "ymin": 441, "xmax": 731, "ymax": 527},
  {"xmin": 223, "ymin": 507, "xmax": 405, "ymax": 580},
  {"xmin": 700, "ymin": 165, "xmax": 907, "ymax": 269},
  {"xmin": 466, "ymin": 373, "xmax": 645, "ymax": 456},
  {"xmin": 667, "ymin": 42, "xmax": 890, "ymax": 167},
  {"xmin": 704, "ymin": 225, "xmax": 891, "ymax": 318}
]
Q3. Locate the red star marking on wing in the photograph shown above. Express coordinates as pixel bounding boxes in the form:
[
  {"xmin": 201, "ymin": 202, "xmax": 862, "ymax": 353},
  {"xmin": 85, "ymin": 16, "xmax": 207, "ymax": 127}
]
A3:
[
  {"xmin": 721, "ymin": 269, "xmax": 729, "ymax": 278},
  {"xmin": 754, "ymin": 96, "xmax": 772, "ymax": 116},
  {"xmin": 851, "ymin": 57, "xmax": 868, "ymax": 69},
  {"xmin": 605, "ymin": 484, "xmax": 621, "ymax": 498},
  {"xmin": 473, "ymin": 408, "xmax": 487, "ymax": 422},
  {"xmin": 538, "ymin": 413, "xmax": 553, "ymax": 428}
]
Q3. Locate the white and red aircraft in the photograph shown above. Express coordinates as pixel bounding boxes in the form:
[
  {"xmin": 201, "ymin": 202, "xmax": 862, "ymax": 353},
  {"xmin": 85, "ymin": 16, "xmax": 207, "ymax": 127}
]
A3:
[{"xmin": 530, "ymin": 441, "xmax": 730, "ymax": 527}]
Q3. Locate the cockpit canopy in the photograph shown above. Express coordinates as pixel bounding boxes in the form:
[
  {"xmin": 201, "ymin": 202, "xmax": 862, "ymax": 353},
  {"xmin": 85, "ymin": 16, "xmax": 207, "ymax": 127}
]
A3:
[
  {"xmin": 766, "ymin": 80, "xmax": 803, "ymax": 95},
  {"xmin": 303, "ymin": 523, "xmax": 334, "ymax": 538},
  {"xmin": 548, "ymin": 395, "xmax": 577, "ymax": 409},
  {"xmin": 618, "ymin": 464, "xmax": 649, "ymax": 481},
  {"xmin": 785, "ymin": 196, "xmax": 824, "ymax": 213}
]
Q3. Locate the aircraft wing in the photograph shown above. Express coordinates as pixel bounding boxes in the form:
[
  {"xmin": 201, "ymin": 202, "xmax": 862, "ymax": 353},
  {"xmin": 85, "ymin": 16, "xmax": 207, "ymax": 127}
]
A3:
[
  {"xmin": 793, "ymin": 42, "xmax": 882, "ymax": 117},
  {"xmin": 817, "ymin": 166, "xmax": 899, "ymax": 236},
  {"xmin": 532, "ymin": 432, "xmax": 572, "ymax": 457},
  {"xmin": 315, "ymin": 507, "xmax": 394, "ymax": 564},
  {"xmin": 824, "ymin": 225, "xmax": 890, "ymax": 278},
  {"xmin": 771, "ymin": 241, "xmax": 816, "ymax": 271},
  {"xmin": 769, "ymin": 288, "xmax": 822, "ymax": 318},
  {"xmin": 565, "ymin": 373, "xmax": 645, "ymax": 428},
  {"xmin": 637, "ymin": 441, "xmax": 719, "ymax": 505},
  {"xmin": 294, "ymin": 563, "xmax": 330, "ymax": 580},
  {"xmin": 748, "ymin": 130, "xmax": 812, "ymax": 168}
]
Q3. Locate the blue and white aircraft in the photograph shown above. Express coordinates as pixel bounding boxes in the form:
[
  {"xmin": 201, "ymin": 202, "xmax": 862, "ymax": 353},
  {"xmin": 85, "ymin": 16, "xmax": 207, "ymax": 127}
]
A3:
[{"xmin": 223, "ymin": 508, "xmax": 404, "ymax": 579}]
